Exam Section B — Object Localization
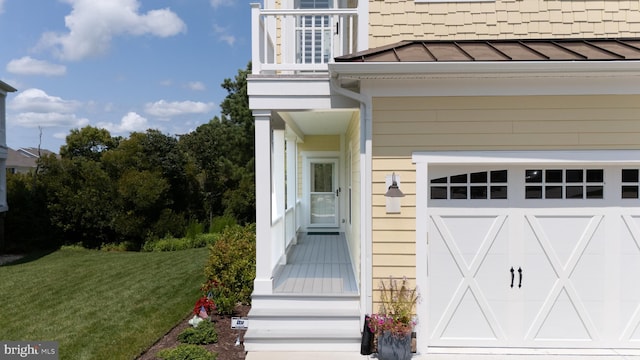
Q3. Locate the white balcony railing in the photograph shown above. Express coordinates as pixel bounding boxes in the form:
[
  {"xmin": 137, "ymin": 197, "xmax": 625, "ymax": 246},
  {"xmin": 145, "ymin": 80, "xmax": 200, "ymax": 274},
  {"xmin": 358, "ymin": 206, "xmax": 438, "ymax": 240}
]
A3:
[{"xmin": 251, "ymin": 3, "xmax": 358, "ymax": 74}]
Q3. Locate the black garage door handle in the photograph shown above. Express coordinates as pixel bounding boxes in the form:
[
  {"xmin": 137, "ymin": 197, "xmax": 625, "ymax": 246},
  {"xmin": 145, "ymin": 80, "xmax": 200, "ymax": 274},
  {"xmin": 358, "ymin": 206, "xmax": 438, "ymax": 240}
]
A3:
[
  {"xmin": 518, "ymin": 267, "xmax": 523, "ymax": 288},
  {"xmin": 510, "ymin": 267, "xmax": 514, "ymax": 288}
]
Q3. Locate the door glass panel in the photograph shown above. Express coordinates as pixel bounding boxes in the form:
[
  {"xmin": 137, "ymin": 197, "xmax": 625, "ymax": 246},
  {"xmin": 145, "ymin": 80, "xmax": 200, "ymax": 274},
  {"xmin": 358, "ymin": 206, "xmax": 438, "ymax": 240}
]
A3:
[
  {"xmin": 312, "ymin": 163, "xmax": 333, "ymax": 192},
  {"xmin": 310, "ymin": 161, "xmax": 336, "ymax": 226}
]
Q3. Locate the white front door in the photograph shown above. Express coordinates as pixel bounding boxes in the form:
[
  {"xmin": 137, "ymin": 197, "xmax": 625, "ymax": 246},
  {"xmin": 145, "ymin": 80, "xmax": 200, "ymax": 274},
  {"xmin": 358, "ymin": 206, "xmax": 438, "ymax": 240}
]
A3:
[
  {"xmin": 308, "ymin": 158, "xmax": 339, "ymax": 228},
  {"xmin": 427, "ymin": 165, "xmax": 640, "ymax": 350}
]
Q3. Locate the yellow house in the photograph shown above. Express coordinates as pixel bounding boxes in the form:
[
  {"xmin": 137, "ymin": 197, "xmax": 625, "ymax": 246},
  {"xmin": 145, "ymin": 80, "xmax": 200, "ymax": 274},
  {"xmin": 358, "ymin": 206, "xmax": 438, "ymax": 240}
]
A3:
[{"xmin": 246, "ymin": 0, "xmax": 640, "ymax": 358}]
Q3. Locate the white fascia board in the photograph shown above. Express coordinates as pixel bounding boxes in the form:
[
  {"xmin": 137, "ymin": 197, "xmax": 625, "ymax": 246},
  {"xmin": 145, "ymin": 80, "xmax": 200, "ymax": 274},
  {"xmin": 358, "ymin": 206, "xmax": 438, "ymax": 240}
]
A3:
[
  {"xmin": 249, "ymin": 95, "xmax": 333, "ymax": 110},
  {"xmin": 329, "ymin": 60, "xmax": 640, "ymax": 78},
  {"xmin": 248, "ymin": 76, "xmax": 330, "ymax": 96},
  {"xmin": 248, "ymin": 76, "xmax": 334, "ymax": 110},
  {"xmin": 413, "ymin": 150, "xmax": 640, "ymax": 165},
  {"xmin": 332, "ymin": 61, "xmax": 640, "ymax": 96}
]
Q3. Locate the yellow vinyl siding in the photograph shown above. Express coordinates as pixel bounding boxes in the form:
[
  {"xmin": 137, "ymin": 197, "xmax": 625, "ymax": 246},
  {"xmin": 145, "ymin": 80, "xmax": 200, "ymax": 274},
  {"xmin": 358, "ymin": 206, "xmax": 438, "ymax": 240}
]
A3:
[
  {"xmin": 369, "ymin": 0, "xmax": 640, "ymax": 48},
  {"xmin": 370, "ymin": 94, "xmax": 640, "ymax": 310}
]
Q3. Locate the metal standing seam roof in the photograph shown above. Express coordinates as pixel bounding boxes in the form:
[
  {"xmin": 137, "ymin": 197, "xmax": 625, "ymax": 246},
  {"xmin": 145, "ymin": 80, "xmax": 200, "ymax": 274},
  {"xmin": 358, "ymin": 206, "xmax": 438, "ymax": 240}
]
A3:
[{"xmin": 334, "ymin": 38, "xmax": 640, "ymax": 63}]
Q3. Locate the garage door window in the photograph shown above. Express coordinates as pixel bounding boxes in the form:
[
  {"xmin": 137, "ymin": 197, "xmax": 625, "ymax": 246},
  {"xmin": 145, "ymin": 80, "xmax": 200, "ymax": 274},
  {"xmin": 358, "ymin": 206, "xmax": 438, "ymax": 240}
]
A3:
[
  {"xmin": 622, "ymin": 169, "xmax": 639, "ymax": 199},
  {"xmin": 430, "ymin": 170, "xmax": 507, "ymax": 200},
  {"xmin": 525, "ymin": 169, "xmax": 603, "ymax": 199}
]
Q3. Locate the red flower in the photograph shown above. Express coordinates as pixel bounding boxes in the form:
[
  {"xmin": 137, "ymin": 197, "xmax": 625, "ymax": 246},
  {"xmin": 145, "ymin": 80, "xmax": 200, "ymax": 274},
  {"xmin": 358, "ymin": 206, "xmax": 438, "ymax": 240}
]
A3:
[{"xmin": 193, "ymin": 296, "xmax": 216, "ymax": 316}]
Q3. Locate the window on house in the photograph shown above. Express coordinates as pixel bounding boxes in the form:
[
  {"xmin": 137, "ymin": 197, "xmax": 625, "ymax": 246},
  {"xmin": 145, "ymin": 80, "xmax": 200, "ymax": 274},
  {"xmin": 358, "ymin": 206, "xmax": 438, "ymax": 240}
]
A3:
[
  {"xmin": 622, "ymin": 169, "xmax": 639, "ymax": 199},
  {"xmin": 296, "ymin": 0, "xmax": 332, "ymax": 64},
  {"xmin": 430, "ymin": 170, "xmax": 508, "ymax": 200},
  {"xmin": 525, "ymin": 169, "xmax": 603, "ymax": 199}
]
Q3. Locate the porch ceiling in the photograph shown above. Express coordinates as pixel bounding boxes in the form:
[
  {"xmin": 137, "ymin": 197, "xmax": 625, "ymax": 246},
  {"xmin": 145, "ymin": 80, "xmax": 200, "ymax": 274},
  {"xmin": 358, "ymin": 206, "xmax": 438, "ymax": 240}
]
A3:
[{"xmin": 279, "ymin": 109, "xmax": 354, "ymax": 136}]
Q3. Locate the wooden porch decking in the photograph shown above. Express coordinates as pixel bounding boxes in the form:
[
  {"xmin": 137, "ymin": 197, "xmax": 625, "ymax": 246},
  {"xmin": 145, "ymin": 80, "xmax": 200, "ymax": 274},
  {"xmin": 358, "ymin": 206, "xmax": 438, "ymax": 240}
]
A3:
[{"xmin": 273, "ymin": 232, "xmax": 358, "ymax": 294}]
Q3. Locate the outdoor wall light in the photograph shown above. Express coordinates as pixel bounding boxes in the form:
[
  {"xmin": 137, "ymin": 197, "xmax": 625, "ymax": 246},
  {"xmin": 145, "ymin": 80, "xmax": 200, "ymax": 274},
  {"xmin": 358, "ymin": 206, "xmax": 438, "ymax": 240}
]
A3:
[{"xmin": 385, "ymin": 172, "xmax": 405, "ymax": 214}]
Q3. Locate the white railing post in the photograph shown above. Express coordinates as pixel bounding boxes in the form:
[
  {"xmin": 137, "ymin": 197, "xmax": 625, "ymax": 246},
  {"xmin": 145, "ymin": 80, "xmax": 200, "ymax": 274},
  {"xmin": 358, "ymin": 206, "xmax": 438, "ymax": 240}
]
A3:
[{"xmin": 251, "ymin": 3, "xmax": 262, "ymax": 75}]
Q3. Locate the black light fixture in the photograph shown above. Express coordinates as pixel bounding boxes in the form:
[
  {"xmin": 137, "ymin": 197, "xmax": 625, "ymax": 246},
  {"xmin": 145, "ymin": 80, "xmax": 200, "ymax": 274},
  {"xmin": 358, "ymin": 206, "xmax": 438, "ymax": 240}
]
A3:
[{"xmin": 385, "ymin": 172, "xmax": 405, "ymax": 213}]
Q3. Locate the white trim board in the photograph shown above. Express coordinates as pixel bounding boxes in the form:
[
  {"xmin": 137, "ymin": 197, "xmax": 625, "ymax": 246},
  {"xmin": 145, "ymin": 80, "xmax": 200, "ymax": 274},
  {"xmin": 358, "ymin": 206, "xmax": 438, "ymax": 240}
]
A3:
[{"xmin": 413, "ymin": 150, "xmax": 640, "ymax": 165}]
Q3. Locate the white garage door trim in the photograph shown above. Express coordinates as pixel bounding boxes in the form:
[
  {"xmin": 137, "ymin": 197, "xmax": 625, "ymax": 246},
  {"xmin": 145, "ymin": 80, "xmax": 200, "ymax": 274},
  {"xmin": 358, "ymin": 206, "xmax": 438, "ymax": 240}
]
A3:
[{"xmin": 413, "ymin": 150, "xmax": 640, "ymax": 356}]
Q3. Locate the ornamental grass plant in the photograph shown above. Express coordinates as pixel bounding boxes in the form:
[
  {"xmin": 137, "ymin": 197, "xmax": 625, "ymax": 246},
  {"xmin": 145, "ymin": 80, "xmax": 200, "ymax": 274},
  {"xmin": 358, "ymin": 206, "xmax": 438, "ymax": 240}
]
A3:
[{"xmin": 368, "ymin": 276, "xmax": 419, "ymax": 337}]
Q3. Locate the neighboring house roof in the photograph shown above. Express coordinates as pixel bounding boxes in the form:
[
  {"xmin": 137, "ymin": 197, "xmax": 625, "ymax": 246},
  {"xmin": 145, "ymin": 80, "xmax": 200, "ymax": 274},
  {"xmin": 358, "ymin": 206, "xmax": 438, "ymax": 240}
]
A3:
[
  {"xmin": 335, "ymin": 38, "xmax": 640, "ymax": 63},
  {"xmin": 0, "ymin": 80, "xmax": 17, "ymax": 93},
  {"xmin": 6, "ymin": 147, "xmax": 56, "ymax": 173}
]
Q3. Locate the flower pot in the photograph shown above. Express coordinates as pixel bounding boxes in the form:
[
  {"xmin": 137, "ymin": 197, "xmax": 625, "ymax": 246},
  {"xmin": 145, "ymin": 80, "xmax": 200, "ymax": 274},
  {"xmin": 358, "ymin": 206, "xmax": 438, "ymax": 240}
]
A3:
[{"xmin": 377, "ymin": 330, "xmax": 412, "ymax": 360}]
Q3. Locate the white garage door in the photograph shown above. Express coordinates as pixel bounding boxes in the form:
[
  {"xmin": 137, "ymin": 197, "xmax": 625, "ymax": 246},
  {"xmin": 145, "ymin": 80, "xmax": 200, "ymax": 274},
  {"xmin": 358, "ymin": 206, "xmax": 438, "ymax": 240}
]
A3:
[{"xmin": 427, "ymin": 165, "xmax": 640, "ymax": 350}]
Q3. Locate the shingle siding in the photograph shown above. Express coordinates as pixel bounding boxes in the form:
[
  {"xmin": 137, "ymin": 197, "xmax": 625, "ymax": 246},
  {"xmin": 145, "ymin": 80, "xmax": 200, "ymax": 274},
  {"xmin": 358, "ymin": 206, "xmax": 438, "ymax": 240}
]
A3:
[{"xmin": 369, "ymin": 0, "xmax": 640, "ymax": 47}]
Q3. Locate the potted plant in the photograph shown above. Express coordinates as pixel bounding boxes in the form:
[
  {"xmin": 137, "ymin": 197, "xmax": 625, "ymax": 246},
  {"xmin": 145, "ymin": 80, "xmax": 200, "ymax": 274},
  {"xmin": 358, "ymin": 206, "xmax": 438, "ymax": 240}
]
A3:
[{"xmin": 367, "ymin": 276, "xmax": 419, "ymax": 360}]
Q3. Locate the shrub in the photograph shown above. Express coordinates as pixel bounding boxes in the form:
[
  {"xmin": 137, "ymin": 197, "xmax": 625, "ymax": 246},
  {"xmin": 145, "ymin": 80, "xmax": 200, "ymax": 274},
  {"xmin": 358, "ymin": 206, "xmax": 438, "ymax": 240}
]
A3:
[
  {"xmin": 100, "ymin": 241, "xmax": 136, "ymax": 252},
  {"xmin": 178, "ymin": 320, "xmax": 218, "ymax": 345},
  {"xmin": 186, "ymin": 219, "xmax": 205, "ymax": 239},
  {"xmin": 195, "ymin": 233, "xmax": 218, "ymax": 246},
  {"xmin": 156, "ymin": 344, "xmax": 217, "ymax": 360},
  {"xmin": 209, "ymin": 215, "xmax": 237, "ymax": 234},
  {"xmin": 203, "ymin": 223, "xmax": 255, "ymax": 314},
  {"xmin": 142, "ymin": 233, "xmax": 218, "ymax": 252}
]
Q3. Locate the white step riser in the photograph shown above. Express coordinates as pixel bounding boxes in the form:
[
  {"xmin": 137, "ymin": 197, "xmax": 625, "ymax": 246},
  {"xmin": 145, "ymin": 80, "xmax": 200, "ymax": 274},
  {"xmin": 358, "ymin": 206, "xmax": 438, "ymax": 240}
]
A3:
[
  {"xmin": 251, "ymin": 298, "xmax": 360, "ymax": 310},
  {"xmin": 249, "ymin": 317, "xmax": 360, "ymax": 330},
  {"xmin": 244, "ymin": 341, "xmax": 360, "ymax": 352}
]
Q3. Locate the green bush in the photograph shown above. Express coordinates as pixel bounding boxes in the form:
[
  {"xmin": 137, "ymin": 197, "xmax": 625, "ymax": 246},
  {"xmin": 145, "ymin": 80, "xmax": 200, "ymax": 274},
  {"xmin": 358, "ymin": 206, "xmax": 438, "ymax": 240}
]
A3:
[
  {"xmin": 156, "ymin": 344, "xmax": 217, "ymax": 360},
  {"xmin": 186, "ymin": 219, "xmax": 205, "ymax": 239},
  {"xmin": 99, "ymin": 241, "xmax": 136, "ymax": 252},
  {"xmin": 203, "ymin": 223, "xmax": 255, "ymax": 314},
  {"xmin": 209, "ymin": 215, "xmax": 237, "ymax": 234},
  {"xmin": 142, "ymin": 233, "xmax": 218, "ymax": 252},
  {"xmin": 195, "ymin": 233, "xmax": 218, "ymax": 246},
  {"xmin": 178, "ymin": 320, "xmax": 218, "ymax": 345}
]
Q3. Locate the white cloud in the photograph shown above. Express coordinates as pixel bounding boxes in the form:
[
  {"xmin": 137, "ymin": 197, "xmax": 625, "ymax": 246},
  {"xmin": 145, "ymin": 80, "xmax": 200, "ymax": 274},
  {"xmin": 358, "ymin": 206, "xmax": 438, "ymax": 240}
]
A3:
[
  {"xmin": 9, "ymin": 88, "xmax": 80, "ymax": 114},
  {"xmin": 209, "ymin": 0, "xmax": 229, "ymax": 9},
  {"xmin": 187, "ymin": 81, "xmax": 206, "ymax": 91},
  {"xmin": 98, "ymin": 111, "xmax": 148, "ymax": 134},
  {"xmin": 0, "ymin": 0, "xmax": 5, "ymax": 14},
  {"xmin": 144, "ymin": 100, "xmax": 215, "ymax": 118},
  {"xmin": 12, "ymin": 112, "xmax": 89, "ymax": 128},
  {"xmin": 8, "ymin": 88, "xmax": 87, "ymax": 128},
  {"xmin": 213, "ymin": 24, "xmax": 236, "ymax": 46},
  {"xmin": 36, "ymin": 0, "xmax": 187, "ymax": 61},
  {"xmin": 6, "ymin": 56, "xmax": 67, "ymax": 76}
]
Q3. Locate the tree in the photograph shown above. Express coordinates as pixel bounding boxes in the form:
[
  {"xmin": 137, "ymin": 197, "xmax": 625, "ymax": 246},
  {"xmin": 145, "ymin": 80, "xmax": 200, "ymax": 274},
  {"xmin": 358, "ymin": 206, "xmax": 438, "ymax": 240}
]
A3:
[
  {"xmin": 180, "ymin": 63, "xmax": 255, "ymax": 224},
  {"xmin": 60, "ymin": 126, "xmax": 119, "ymax": 161},
  {"xmin": 40, "ymin": 155, "xmax": 116, "ymax": 247}
]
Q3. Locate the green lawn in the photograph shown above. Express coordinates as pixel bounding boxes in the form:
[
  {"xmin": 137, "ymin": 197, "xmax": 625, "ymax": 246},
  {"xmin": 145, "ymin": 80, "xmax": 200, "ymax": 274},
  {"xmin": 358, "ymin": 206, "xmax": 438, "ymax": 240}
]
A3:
[{"xmin": 0, "ymin": 247, "xmax": 209, "ymax": 360}]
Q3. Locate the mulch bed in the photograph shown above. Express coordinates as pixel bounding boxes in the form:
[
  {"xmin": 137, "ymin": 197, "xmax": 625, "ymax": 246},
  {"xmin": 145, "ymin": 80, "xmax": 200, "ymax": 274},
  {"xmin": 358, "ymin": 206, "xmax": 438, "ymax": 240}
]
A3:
[{"xmin": 137, "ymin": 304, "xmax": 250, "ymax": 360}]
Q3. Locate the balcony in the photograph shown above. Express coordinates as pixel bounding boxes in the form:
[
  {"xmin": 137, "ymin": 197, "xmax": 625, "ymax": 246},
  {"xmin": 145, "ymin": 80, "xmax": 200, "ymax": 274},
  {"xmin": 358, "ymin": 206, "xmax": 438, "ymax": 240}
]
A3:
[{"xmin": 251, "ymin": 3, "xmax": 358, "ymax": 75}]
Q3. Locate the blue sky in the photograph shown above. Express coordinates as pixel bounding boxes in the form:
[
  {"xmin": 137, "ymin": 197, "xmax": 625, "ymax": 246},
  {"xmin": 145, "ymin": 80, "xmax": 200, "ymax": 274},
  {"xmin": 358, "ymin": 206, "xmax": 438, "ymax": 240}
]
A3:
[{"xmin": 0, "ymin": 0, "xmax": 254, "ymax": 152}]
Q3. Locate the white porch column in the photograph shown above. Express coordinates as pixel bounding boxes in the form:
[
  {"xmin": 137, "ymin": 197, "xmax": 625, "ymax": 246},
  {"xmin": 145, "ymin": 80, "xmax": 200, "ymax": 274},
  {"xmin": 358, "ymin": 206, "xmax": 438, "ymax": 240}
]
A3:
[
  {"xmin": 286, "ymin": 135, "xmax": 298, "ymax": 244},
  {"xmin": 272, "ymin": 128, "xmax": 285, "ymax": 221},
  {"xmin": 253, "ymin": 110, "xmax": 273, "ymax": 294}
]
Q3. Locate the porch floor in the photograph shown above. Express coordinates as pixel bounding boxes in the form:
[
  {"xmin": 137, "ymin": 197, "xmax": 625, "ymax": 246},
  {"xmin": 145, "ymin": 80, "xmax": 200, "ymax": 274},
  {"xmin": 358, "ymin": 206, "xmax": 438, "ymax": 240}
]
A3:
[{"xmin": 273, "ymin": 232, "xmax": 358, "ymax": 294}]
